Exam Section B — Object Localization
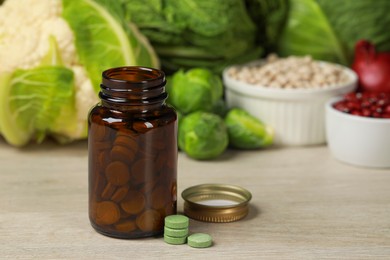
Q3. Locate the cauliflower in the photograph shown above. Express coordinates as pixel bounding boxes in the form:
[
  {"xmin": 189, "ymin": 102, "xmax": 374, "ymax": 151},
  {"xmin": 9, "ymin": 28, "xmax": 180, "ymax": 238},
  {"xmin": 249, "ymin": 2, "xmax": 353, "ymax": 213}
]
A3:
[
  {"xmin": 0, "ymin": 0, "xmax": 68, "ymax": 72},
  {"xmin": 0, "ymin": 0, "xmax": 158, "ymax": 146},
  {"xmin": 0, "ymin": 0, "xmax": 98, "ymax": 142}
]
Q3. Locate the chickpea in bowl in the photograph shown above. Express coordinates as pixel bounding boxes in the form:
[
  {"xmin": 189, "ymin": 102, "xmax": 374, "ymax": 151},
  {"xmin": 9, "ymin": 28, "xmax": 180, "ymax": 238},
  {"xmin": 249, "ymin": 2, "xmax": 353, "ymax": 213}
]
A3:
[
  {"xmin": 223, "ymin": 55, "xmax": 358, "ymax": 146},
  {"xmin": 227, "ymin": 55, "xmax": 351, "ymax": 89}
]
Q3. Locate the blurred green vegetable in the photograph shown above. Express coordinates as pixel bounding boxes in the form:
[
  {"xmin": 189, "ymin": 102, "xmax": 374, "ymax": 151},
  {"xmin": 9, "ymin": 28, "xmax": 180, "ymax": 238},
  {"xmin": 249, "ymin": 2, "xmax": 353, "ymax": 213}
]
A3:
[
  {"xmin": 107, "ymin": 0, "xmax": 263, "ymax": 73},
  {"xmin": 178, "ymin": 112, "xmax": 228, "ymax": 160},
  {"xmin": 176, "ymin": 109, "xmax": 183, "ymax": 127},
  {"xmin": 169, "ymin": 68, "xmax": 223, "ymax": 114},
  {"xmin": 63, "ymin": 0, "xmax": 158, "ymax": 91},
  {"xmin": 0, "ymin": 0, "xmax": 158, "ymax": 146},
  {"xmin": 225, "ymin": 108, "xmax": 274, "ymax": 149},
  {"xmin": 278, "ymin": 0, "xmax": 390, "ymax": 64},
  {"xmin": 211, "ymin": 99, "xmax": 229, "ymax": 118},
  {"xmin": 245, "ymin": 0, "xmax": 289, "ymax": 53}
]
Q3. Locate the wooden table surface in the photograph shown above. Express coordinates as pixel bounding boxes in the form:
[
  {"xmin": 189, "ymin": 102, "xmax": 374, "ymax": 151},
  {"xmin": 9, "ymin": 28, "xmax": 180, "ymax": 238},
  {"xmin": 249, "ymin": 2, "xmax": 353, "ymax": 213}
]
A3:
[{"xmin": 0, "ymin": 140, "xmax": 389, "ymax": 259}]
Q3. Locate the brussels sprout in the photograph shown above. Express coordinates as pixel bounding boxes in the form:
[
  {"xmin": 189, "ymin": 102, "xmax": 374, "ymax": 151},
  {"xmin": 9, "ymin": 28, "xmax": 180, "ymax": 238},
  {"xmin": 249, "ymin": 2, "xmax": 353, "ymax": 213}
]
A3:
[
  {"xmin": 170, "ymin": 68, "xmax": 223, "ymax": 114},
  {"xmin": 179, "ymin": 111, "xmax": 228, "ymax": 160},
  {"xmin": 225, "ymin": 108, "xmax": 274, "ymax": 149}
]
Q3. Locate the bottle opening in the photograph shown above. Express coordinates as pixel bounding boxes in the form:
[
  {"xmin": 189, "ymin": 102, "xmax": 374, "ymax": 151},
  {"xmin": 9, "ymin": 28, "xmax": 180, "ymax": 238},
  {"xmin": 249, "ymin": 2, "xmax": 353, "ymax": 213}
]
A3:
[
  {"xmin": 99, "ymin": 66, "xmax": 167, "ymax": 107},
  {"xmin": 102, "ymin": 66, "xmax": 165, "ymax": 89}
]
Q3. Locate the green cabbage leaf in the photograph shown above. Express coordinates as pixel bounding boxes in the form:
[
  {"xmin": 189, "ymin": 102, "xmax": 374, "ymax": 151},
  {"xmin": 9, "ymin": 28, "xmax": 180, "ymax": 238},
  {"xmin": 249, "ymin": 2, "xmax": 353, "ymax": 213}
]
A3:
[
  {"xmin": 0, "ymin": 35, "xmax": 76, "ymax": 146},
  {"xmin": 62, "ymin": 0, "xmax": 159, "ymax": 91},
  {"xmin": 278, "ymin": 0, "xmax": 390, "ymax": 64},
  {"xmin": 0, "ymin": 67, "xmax": 75, "ymax": 146},
  {"xmin": 104, "ymin": 0, "xmax": 264, "ymax": 73}
]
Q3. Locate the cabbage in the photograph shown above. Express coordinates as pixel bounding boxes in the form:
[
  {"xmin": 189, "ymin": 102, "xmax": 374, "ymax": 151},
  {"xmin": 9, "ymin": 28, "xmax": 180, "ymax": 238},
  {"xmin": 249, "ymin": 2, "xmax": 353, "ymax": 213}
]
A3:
[
  {"xmin": 245, "ymin": 0, "xmax": 289, "ymax": 53},
  {"xmin": 278, "ymin": 0, "xmax": 390, "ymax": 65},
  {"xmin": 105, "ymin": 0, "xmax": 263, "ymax": 73},
  {"xmin": 0, "ymin": 0, "xmax": 159, "ymax": 146}
]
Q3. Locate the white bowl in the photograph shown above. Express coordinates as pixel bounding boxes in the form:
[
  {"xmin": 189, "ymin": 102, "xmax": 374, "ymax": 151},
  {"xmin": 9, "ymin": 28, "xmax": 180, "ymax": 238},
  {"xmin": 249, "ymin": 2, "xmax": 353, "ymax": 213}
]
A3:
[
  {"xmin": 223, "ymin": 61, "xmax": 357, "ymax": 146},
  {"xmin": 326, "ymin": 97, "xmax": 390, "ymax": 168}
]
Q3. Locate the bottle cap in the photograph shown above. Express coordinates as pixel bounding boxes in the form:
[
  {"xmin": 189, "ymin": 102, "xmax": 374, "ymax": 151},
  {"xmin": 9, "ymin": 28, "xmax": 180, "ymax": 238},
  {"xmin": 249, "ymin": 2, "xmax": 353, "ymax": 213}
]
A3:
[{"xmin": 181, "ymin": 184, "xmax": 252, "ymax": 223}]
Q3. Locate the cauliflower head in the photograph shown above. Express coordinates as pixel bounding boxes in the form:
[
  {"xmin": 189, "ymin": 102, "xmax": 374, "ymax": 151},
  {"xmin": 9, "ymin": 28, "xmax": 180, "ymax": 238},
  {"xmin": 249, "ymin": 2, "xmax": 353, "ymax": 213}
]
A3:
[{"xmin": 0, "ymin": 0, "xmax": 158, "ymax": 146}]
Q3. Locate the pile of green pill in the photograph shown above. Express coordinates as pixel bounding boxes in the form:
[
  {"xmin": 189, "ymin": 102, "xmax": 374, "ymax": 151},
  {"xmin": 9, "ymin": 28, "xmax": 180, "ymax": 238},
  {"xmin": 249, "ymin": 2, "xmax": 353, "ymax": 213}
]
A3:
[
  {"xmin": 164, "ymin": 215, "xmax": 189, "ymax": 245},
  {"xmin": 164, "ymin": 215, "xmax": 212, "ymax": 248}
]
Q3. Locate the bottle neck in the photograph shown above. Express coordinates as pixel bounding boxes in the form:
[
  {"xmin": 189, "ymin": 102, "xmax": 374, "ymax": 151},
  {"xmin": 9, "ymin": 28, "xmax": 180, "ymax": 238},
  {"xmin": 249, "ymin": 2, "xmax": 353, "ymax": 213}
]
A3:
[{"xmin": 99, "ymin": 66, "xmax": 167, "ymax": 112}]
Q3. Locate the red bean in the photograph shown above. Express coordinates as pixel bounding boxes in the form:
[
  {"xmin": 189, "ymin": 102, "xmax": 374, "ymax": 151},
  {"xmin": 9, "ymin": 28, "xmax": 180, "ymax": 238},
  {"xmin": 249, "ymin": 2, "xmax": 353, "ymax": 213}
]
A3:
[
  {"xmin": 362, "ymin": 109, "xmax": 371, "ymax": 117},
  {"xmin": 382, "ymin": 113, "xmax": 390, "ymax": 118},
  {"xmin": 346, "ymin": 101, "xmax": 360, "ymax": 110},
  {"xmin": 385, "ymin": 105, "xmax": 390, "ymax": 114},
  {"xmin": 334, "ymin": 92, "xmax": 390, "ymax": 119},
  {"xmin": 351, "ymin": 110, "xmax": 363, "ymax": 116}
]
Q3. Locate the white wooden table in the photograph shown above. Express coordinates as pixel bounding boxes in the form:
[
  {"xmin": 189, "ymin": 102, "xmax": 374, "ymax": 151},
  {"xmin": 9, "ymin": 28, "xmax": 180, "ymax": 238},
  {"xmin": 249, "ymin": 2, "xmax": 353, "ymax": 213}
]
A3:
[{"xmin": 0, "ymin": 140, "xmax": 389, "ymax": 259}]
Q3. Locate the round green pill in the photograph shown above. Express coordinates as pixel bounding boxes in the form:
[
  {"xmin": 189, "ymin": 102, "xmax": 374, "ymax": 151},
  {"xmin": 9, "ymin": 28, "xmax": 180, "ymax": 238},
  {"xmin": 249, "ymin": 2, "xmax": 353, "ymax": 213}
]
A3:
[
  {"xmin": 164, "ymin": 215, "xmax": 189, "ymax": 229},
  {"xmin": 164, "ymin": 226, "xmax": 188, "ymax": 237},
  {"xmin": 187, "ymin": 233, "xmax": 212, "ymax": 248},
  {"xmin": 164, "ymin": 235, "xmax": 187, "ymax": 245}
]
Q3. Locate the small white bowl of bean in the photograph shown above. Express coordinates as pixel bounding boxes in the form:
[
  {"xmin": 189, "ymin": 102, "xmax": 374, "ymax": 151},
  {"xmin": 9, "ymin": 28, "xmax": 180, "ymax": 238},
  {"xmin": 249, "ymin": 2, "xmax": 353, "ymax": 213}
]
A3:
[
  {"xmin": 326, "ymin": 93, "xmax": 390, "ymax": 168},
  {"xmin": 223, "ymin": 55, "xmax": 358, "ymax": 146}
]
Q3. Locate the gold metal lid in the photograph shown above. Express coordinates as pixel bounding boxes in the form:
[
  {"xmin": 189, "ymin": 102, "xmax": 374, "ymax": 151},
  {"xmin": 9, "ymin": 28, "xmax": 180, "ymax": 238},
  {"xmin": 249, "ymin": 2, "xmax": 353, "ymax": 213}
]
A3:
[{"xmin": 181, "ymin": 184, "xmax": 252, "ymax": 223}]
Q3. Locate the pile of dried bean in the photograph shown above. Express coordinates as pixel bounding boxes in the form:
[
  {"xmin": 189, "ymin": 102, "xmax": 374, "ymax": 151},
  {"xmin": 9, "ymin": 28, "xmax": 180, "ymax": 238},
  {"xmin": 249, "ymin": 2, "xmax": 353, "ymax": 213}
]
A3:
[{"xmin": 228, "ymin": 55, "xmax": 351, "ymax": 89}]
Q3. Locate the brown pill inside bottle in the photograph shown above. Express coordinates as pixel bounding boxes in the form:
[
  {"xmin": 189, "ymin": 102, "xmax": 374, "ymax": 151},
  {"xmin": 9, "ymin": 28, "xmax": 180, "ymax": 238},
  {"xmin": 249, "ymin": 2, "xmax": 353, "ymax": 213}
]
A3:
[
  {"xmin": 135, "ymin": 136, "xmax": 157, "ymax": 160},
  {"xmin": 110, "ymin": 145, "xmax": 136, "ymax": 164},
  {"xmin": 115, "ymin": 220, "xmax": 137, "ymax": 232},
  {"xmin": 139, "ymin": 174, "xmax": 160, "ymax": 194},
  {"xmin": 120, "ymin": 208, "xmax": 132, "ymax": 219},
  {"xmin": 130, "ymin": 158, "xmax": 155, "ymax": 185},
  {"xmin": 136, "ymin": 209, "xmax": 162, "ymax": 232},
  {"xmin": 155, "ymin": 152, "xmax": 166, "ymax": 172},
  {"xmin": 94, "ymin": 141, "xmax": 111, "ymax": 151},
  {"xmin": 149, "ymin": 128, "xmax": 166, "ymax": 150},
  {"xmin": 159, "ymin": 202, "xmax": 175, "ymax": 217},
  {"xmin": 114, "ymin": 134, "xmax": 139, "ymax": 152},
  {"xmin": 151, "ymin": 185, "xmax": 170, "ymax": 210},
  {"xmin": 111, "ymin": 185, "xmax": 129, "ymax": 203},
  {"xmin": 120, "ymin": 190, "xmax": 145, "ymax": 215},
  {"xmin": 98, "ymin": 150, "xmax": 111, "ymax": 169},
  {"xmin": 92, "ymin": 170, "xmax": 107, "ymax": 197},
  {"xmin": 93, "ymin": 125, "xmax": 109, "ymax": 141},
  {"xmin": 96, "ymin": 201, "xmax": 120, "ymax": 225},
  {"xmin": 105, "ymin": 161, "xmax": 130, "ymax": 186},
  {"xmin": 153, "ymin": 140, "xmax": 166, "ymax": 150},
  {"xmin": 101, "ymin": 183, "xmax": 116, "ymax": 200}
]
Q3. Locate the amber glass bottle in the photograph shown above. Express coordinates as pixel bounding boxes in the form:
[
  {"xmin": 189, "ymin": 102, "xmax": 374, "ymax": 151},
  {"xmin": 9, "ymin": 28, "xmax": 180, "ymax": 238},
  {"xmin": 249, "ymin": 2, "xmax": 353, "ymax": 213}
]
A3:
[{"xmin": 88, "ymin": 66, "xmax": 177, "ymax": 238}]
